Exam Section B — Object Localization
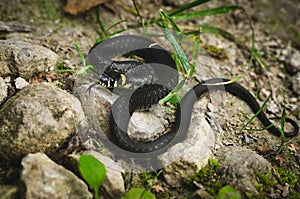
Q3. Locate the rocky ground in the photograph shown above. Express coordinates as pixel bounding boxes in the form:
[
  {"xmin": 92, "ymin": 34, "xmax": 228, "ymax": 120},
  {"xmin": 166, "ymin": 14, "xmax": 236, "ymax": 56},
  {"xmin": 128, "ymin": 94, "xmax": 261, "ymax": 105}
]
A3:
[{"xmin": 0, "ymin": 0, "xmax": 299, "ymax": 198}]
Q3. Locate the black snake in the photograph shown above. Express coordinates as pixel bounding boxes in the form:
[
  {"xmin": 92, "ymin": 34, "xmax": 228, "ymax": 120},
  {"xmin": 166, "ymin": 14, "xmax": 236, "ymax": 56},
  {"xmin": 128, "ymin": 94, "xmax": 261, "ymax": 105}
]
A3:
[{"xmin": 86, "ymin": 35, "xmax": 299, "ymax": 153}]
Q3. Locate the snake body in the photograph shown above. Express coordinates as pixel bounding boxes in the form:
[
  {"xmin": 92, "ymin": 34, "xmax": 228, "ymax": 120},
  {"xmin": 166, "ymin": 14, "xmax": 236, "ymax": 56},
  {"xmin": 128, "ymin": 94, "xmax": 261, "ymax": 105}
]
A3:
[{"xmin": 86, "ymin": 35, "xmax": 299, "ymax": 153}]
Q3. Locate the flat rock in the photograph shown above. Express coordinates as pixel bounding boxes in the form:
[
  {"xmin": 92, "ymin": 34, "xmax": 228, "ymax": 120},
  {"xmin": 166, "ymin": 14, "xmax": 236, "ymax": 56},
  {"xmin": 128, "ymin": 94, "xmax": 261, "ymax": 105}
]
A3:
[
  {"xmin": 0, "ymin": 83, "xmax": 84, "ymax": 162},
  {"xmin": 216, "ymin": 146, "xmax": 273, "ymax": 195},
  {"xmin": 161, "ymin": 116, "xmax": 215, "ymax": 187},
  {"xmin": 21, "ymin": 153, "xmax": 92, "ymax": 199},
  {"xmin": 0, "ymin": 39, "xmax": 58, "ymax": 79}
]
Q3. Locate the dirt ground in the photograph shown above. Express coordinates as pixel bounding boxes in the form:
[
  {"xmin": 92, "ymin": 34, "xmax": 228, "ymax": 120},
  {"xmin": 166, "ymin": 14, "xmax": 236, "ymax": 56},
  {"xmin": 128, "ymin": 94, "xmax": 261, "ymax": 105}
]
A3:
[{"xmin": 0, "ymin": 0, "xmax": 299, "ymax": 198}]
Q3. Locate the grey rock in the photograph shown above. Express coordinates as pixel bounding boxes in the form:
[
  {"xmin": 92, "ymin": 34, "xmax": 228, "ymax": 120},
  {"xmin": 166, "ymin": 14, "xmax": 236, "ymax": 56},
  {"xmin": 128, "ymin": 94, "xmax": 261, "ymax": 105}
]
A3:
[
  {"xmin": 0, "ymin": 83, "xmax": 84, "ymax": 162},
  {"xmin": 161, "ymin": 115, "xmax": 215, "ymax": 187},
  {"xmin": 0, "ymin": 76, "xmax": 8, "ymax": 104},
  {"xmin": 128, "ymin": 111, "xmax": 165, "ymax": 142},
  {"xmin": 216, "ymin": 146, "xmax": 273, "ymax": 195},
  {"xmin": 21, "ymin": 153, "xmax": 92, "ymax": 199},
  {"xmin": 0, "ymin": 39, "xmax": 58, "ymax": 79},
  {"xmin": 291, "ymin": 72, "xmax": 300, "ymax": 95},
  {"xmin": 74, "ymin": 84, "xmax": 117, "ymax": 137},
  {"xmin": 0, "ymin": 185, "xmax": 19, "ymax": 199},
  {"xmin": 163, "ymin": 160, "xmax": 198, "ymax": 188}
]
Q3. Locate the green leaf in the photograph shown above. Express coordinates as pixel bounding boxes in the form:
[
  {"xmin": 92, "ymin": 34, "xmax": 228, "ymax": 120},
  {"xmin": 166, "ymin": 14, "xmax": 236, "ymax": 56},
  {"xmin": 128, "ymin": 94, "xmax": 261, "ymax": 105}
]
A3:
[
  {"xmin": 121, "ymin": 188, "xmax": 155, "ymax": 199},
  {"xmin": 79, "ymin": 154, "xmax": 106, "ymax": 198},
  {"xmin": 171, "ymin": 6, "xmax": 239, "ymax": 19},
  {"xmin": 216, "ymin": 185, "xmax": 242, "ymax": 199}
]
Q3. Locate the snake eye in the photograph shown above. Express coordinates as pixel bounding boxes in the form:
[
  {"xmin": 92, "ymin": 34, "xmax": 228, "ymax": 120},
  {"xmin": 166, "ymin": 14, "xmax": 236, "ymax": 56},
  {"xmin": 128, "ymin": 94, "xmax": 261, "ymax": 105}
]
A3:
[
  {"xmin": 98, "ymin": 70, "xmax": 126, "ymax": 88},
  {"xmin": 98, "ymin": 73, "xmax": 116, "ymax": 88}
]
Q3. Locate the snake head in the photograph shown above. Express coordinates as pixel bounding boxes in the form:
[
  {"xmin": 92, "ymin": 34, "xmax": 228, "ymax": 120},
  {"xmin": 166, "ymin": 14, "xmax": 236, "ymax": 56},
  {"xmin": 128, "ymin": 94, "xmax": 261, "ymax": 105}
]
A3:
[{"xmin": 98, "ymin": 69, "xmax": 126, "ymax": 88}]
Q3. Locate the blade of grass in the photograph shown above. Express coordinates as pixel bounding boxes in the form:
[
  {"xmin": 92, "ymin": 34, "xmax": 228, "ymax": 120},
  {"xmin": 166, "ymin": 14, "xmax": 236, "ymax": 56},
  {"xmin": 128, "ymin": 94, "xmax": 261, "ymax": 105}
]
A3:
[
  {"xmin": 199, "ymin": 24, "xmax": 236, "ymax": 41},
  {"xmin": 238, "ymin": 7, "xmax": 266, "ymax": 69},
  {"xmin": 279, "ymin": 91, "xmax": 287, "ymax": 146},
  {"xmin": 159, "ymin": 79, "xmax": 186, "ymax": 104},
  {"xmin": 75, "ymin": 44, "xmax": 86, "ymax": 68},
  {"xmin": 75, "ymin": 44, "xmax": 95, "ymax": 76},
  {"xmin": 171, "ymin": 6, "xmax": 239, "ymax": 20},
  {"xmin": 203, "ymin": 75, "xmax": 243, "ymax": 86},
  {"xmin": 242, "ymin": 123, "xmax": 275, "ymax": 132},
  {"xmin": 106, "ymin": 19, "xmax": 127, "ymax": 32},
  {"xmin": 132, "ymin": 0, "xmax": 144, "ymax": 27},
  {"xmin": 169, "ymin": 0, "xmax": 210, "ymax": 16},
  {"xmin": 107, "ymin": 29, "xmax": 127, "ymax": 38},
  {"xmin": 239, "ymin": 95, "xmax": 271, "ymax": 133},
  {"xmin": 160, "ymin": 9, "xmax": 181, "ymax": 32},
  {"xmin": 160, "ymin": 10, "xmax": 191, "ymax": 74},
  {"xmin": 96, "ymin": 7, "xmax": 107, "ymax": 40},
  {"xmin": 53, "ymin": 69, "xmax": 74, "ymax": 73}
]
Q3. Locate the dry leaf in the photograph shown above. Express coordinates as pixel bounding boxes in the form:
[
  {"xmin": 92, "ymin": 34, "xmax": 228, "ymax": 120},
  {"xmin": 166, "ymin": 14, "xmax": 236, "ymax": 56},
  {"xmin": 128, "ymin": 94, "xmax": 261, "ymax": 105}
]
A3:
[
  {"xmin": 276, "ymin": 183, "xmax": 289, "ymax": 197},
  {"xmin": 45, "ymin": 72, "xmax": 58, "ymax": 82},
  {"xmin": 151, "ymin": 184, "xmax": 164, "ymax": 193},
  {"xmin": 30, "ymin": 73, "xmax": 44, "ymax": 83},
  {"xmin": 287, "ymin": 144, "xmax": 297, "ymax": 153},
  {"xmin": 64, "ymin": 0, "xmax": 112, "ymax": 15},
  {"xmin": 275, "ymin": 155, "xmax": 286, "ymax": 166},
  {"xmin": 256, "ymin": 142, "xmax": 272, "ymax": 154}
]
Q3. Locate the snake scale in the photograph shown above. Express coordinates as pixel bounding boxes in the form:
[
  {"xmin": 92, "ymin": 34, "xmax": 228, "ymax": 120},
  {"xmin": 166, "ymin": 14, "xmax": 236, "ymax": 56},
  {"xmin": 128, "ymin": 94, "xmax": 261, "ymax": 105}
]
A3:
[{"xmin": 86, "ymin": 35, "xmax": 299, "ymax": 153}]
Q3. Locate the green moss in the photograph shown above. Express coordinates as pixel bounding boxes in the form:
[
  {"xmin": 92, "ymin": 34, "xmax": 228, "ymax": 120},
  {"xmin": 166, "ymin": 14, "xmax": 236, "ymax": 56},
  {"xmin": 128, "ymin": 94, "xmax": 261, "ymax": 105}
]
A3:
[
  {"xmin": 274, "ymin": 166, "xmax": 299, "ymax": 198},
  {"xmin": 250, "ymin": 171, "xmax": 277, "ymax": 199},
  {"xmin": 249, "ymin": 166, "xmax": 300, "ymax": 198},
  {"xmin": 190, "ymin": 159, "xmax": 300, "ymax": 198},
  {"xmin": 139, "ymin": 171, "xmax": 157, "ymax": 190},
  {"xmin": 25, "ymin": 0, "xmax": 64, "ymax": 22},
  {"xmin": 190, "ymin": 159, "xmax": 222, "ymax": 196}
]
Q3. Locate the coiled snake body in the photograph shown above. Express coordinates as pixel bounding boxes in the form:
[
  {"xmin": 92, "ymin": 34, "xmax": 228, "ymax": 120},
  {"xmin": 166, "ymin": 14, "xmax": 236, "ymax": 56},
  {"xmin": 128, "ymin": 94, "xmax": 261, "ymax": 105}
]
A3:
[{"xmin": 86, "ymin": 35, "xmax": 299, "ymax": 153}]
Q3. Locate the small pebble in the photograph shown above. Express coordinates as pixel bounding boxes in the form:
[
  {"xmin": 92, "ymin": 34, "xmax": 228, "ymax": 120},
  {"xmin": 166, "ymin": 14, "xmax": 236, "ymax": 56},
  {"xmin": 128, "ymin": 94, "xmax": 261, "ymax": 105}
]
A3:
[
  {"xmin": 290, "ymin": 97, "xmax": 297, "ymax": 103},
  {"xmin": 222, "ymin": 139, "xmax": 235, "ymax": 146},
  {"xmin": 15, "ymin": 77, "xmax": 29, "ymax": 89},
  {"xmin": 259, "ymin": 88, "xmax": 271, "ymax": 100},
  {"xmin": 267, "ymin": 101, "xmax": 279, "ymax": 114},
  {"xmin": 242, "ymin": 134, "xmax": 257, "ymax": 144}
]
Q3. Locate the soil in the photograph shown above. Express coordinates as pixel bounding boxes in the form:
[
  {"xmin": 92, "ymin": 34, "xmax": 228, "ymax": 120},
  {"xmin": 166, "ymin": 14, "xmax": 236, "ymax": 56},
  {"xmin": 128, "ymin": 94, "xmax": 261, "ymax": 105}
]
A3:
[{"xmin": 0, "ymin": 0, "xmax": 299, "ymax": 198}]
